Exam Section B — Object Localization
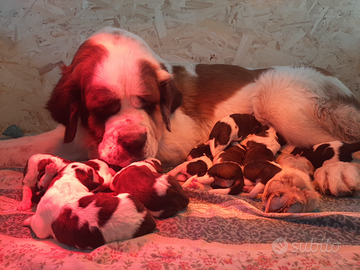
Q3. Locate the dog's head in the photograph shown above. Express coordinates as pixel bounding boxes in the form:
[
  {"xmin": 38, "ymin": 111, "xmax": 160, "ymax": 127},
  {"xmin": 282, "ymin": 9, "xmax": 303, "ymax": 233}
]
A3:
[{"xmin": 46, "ymin": 27, "xmax": 182, "ymax": 167}]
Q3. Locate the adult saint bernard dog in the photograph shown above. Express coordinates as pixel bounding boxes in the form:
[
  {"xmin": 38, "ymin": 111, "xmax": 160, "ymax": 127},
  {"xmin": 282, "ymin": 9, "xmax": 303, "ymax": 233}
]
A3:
[{"xmin": 1, "ymin": 27, "xmax": 360, "ymax": 197}]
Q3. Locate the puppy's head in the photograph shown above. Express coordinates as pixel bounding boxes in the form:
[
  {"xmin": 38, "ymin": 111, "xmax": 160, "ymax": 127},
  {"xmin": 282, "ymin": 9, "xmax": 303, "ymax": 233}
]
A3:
[{"xmin": 46, "ymin": 27, "xmax": 182, "ymax": 167}]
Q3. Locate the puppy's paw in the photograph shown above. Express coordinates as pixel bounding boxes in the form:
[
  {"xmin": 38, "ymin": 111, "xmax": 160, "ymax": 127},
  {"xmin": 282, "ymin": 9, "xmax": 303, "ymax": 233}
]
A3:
[
  {"xmin": 314, "ymin": 162, "xmax": 360, "ymax": 197},
  {"xmin": 262, "ymin": 169, "xmax": 319, "ymax": 213},
  {"xmin": 17, "ymin": 201, "xmax": 32, "ymax": 211},
  {"xmin": 45, "ymin": 162, "xmax": 58, "ymax": 174},
  {"xmin": 38, "ymin": 163, "xmax": 58, "ymax": 189}
]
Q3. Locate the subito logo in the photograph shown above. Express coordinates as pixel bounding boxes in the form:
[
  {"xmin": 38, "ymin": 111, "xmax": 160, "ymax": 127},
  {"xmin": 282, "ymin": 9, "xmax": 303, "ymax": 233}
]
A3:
[{"xmin": 272, "ymin": 238, "xmax": 288, "ymax": 254}]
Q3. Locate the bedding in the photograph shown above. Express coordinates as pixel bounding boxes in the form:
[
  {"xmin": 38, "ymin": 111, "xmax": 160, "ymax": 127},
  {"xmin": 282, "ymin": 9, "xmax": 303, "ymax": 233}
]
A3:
[{"xmin": 1, "ymin": 168, "xmax": 360, "ymax": 269}]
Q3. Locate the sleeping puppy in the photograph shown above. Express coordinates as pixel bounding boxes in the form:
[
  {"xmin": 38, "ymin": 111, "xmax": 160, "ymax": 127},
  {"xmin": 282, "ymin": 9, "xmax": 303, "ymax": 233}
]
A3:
[
  {"xmin": 2, "ymin": 27, "xmax": 360, "ymax": 197},
  {"xmin": 111, "ymin": 158, "xmax": 189, "ymax": 218},
  {"xmin": 206, "ymin": 125, "xmax": 284, "ymax": 197},
  {"xmin": 206, "ymin": 143, "xmax": 246, "ymax": 195},
  {"xmin": 208, "ymin": 114, "xmax": 261, "ymax": 156},
  {"xmin": 284, "ymin": 141, "xmax": 360, "ymax": 169},
  {"xmin": 167, "ymin": 143, "xmax": 213, "ymax": 183},
  {"xmin": 18, "ymin": 154, "xmax": 115, "ymax": 211},
  {"xmin": 241, "ymin": 126, "xmax": 284, "ymax": 198},
  {"xmin": 262, "ymin": 154, "xmax": 319, "ymax": 213},
  {"xmin": 23, "ymin": 162, "xmax": 156, "ymax": 249},
  {"xmin": 18, "ymin": 154, "xmax": 71, "ymax": 211}
]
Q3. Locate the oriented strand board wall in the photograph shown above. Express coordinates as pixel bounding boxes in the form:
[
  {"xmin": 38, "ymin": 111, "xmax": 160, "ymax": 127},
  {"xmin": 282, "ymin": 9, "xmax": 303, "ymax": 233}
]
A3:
[{"xmin": 0, "ymin": 0, "xmax": 359, "ymax": 134}]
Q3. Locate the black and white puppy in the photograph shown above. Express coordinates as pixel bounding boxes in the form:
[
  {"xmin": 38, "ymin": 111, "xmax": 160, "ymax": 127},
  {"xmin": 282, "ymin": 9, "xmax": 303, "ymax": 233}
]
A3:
[
  {"xmin": 23, "ymin": 162, "xmax": 156, "ymax": 249},
  {"xmin": 111, "ymin": 158, "xmax": 189, "ymax": 218}
]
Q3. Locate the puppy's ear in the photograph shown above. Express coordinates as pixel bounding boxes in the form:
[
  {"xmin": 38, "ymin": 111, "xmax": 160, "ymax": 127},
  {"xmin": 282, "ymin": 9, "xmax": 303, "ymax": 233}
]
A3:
[
  {"xmin": 46, "ymin": 65, "xmax": 81, "ymax": 143},
  {"xmin": 159, "ymin": 79, "xmax": 183, "ymax": 132}
]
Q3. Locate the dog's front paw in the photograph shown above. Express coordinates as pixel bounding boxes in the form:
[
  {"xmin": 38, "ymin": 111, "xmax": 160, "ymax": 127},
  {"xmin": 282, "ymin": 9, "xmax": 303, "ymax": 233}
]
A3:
[
  {"xmin": 314, "ymin": 162, "xmax": 360, "ymax": 197},
  {"xmin": 262, "ymin": 169, "xmax": 319, "ymax": 213}
]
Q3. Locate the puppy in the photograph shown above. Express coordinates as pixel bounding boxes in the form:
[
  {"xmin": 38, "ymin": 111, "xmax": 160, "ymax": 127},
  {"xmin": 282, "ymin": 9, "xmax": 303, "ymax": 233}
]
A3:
[
  {"xmin": 206, "ymin": 143, "xmax": 246, "ymax": 195},
  {"xmin": 241, "ymin": 126, "xmax": 284, "ymax": 198},
  {"xmin": 18, "ymin": 154, "xmax": 71, "ymax": 211},
  {"xmin": 18, "ymin": 154, "xmax": 115, "ymax": 210},
  {"xmin": 111, "ymin": 158, "xmax": 189, "ymax": 218},
  {"xmin": 167, "ymin": 143, "xmax": 213, "ymax": 183},
  {"xmin": 208, "ymin": 114, "xmax": 262, "ymax": 156},
  {"xmin": 285, "ymin": 141, "xmax": 360, "ymax": 169},
  {"xmin": 262, "ymin": 154, "xmax": 319, "ymax": 213},
  {"xmin": 24, "ymin": 162, "xmax": 156, "ymax": 249}
]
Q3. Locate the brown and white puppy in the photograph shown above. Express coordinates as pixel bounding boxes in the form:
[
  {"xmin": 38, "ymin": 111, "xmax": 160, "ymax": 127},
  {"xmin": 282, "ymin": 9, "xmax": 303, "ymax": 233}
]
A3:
[
  {"xmin": 18, "ymin": 154, "xmax": 115, "ymax": 211},
  {"xmin": 2, "ymin": 27, "xmax": 360, "ymax": 196},
  {"xmin": 241, "ymin": 126, "xmax": 284, "ymax": 198},
  {"xmin": 111, "ymin": 158, "xmax": 189, "ymax": 218},
  {"xmin": 207, "ymin": 143, "xmax": 246, "ymax": 195},
  {"xmin": 167, "ymin": 143, "xmax": 213, "ymax": 183},
  {"xmin": 18, "ymin": 154, "xmax": 71, "ymax": 211},
  {"xmin": 208, "ymin": 114, "xmax": 262, "ymax": 157},
  {"xmin": 23, "ymin": 162, "xmax": 156, "ymax": 249}
]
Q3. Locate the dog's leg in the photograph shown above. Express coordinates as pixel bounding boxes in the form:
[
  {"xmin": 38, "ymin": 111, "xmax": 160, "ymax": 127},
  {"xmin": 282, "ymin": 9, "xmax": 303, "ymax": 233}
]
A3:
[
  {"xmin": 0, "ymin": 125, "xmax": 90, "ymax": 168},
  {"xmin": 18, "ymin": 186, "xmax": 33, "ymax": 211},
  {"xmin": 314, "ymin": 162, "xmax": 360, "ymax": 197},
  {"xmin": 0, "ymin": 126, "xmax": 65, "ymax": 168}
]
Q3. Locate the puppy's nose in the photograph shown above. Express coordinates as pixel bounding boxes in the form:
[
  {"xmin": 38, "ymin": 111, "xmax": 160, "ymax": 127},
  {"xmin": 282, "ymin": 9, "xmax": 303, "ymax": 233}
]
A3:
[{"xmin": 119, "ymin": 132, "xmax": 147, "ymax": 150}]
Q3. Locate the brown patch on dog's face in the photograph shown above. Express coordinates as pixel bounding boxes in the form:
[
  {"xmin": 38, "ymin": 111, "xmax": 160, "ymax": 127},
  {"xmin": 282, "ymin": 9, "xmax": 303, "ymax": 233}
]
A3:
[
  {"xmin": 47, "ymin": 31, "xmax": 182, "ymax": 167},
  {"xmin": 87, "ymin": 59, "xmax": 164, "ymax": 167}
]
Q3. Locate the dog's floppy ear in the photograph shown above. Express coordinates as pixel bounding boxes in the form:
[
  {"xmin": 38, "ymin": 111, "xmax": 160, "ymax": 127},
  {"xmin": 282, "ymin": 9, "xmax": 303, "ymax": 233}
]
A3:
[
  {"xmin": 46, "ymin": 65, "xmax": 82, "ymax": 143},
  {"xmin": 159, "ymin": 78, "xmax": 183, "ymax": 132}
]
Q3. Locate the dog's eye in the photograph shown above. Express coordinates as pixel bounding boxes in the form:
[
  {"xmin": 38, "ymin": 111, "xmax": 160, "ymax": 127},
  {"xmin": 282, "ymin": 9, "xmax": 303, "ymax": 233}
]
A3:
[
  {"xmin": 134, "ymin": 96, "xmax": 157, "ymax": 115},
  {"xmin": 92, "ymin": 99, "xmax": 121, "ymax": 122}
]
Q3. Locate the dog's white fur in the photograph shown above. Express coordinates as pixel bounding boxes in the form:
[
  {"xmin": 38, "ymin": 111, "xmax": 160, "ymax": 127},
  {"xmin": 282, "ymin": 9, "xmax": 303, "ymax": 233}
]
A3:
[
  {"xmin": 23, "ymin": 162, "xmax": 151, "ymax": 247},
  {"xmin": 1, "ymin": 27, "xmax": 360, "ymax": 200},
  {"xmin": 23, "ymin": 163, "xmax": 96, "ymax": 238}
]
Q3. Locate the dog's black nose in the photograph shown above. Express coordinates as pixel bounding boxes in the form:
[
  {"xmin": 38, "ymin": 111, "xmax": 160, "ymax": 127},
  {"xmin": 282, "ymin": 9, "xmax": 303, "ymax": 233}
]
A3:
[{"xmin": 119, "ymin": 132, "xmax": 147, "ymax": 150}]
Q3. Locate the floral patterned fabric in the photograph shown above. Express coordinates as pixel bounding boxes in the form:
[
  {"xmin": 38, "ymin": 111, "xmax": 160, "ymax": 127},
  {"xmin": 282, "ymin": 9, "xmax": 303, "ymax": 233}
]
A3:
[{"xmin": 1, "ymin": 169, "xmax": 360, "ymax": 269}]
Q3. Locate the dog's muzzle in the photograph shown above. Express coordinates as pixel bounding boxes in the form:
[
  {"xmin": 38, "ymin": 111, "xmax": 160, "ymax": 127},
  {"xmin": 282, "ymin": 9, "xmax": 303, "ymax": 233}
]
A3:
[{"xmin": 98, "ymin": 123, "xmax": 151, "ymax": 167}]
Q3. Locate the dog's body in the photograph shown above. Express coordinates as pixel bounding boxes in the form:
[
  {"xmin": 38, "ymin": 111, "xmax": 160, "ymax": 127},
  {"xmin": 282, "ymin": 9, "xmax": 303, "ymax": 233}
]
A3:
[{"xmin": 1, "ymin": 27, "xmax": 360, "ymax": 198}]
